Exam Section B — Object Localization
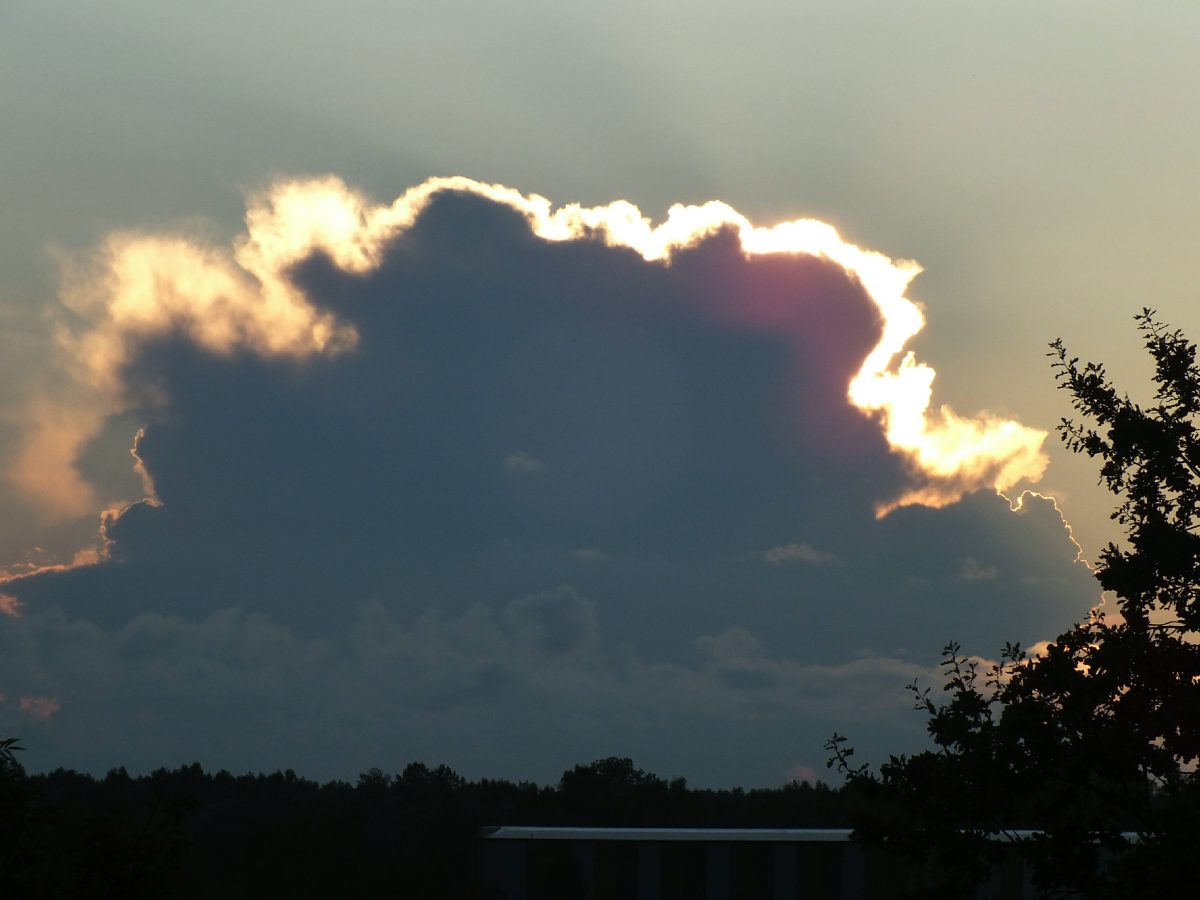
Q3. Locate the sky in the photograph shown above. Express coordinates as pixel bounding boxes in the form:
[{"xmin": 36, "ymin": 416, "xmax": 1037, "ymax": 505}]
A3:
[{"xmin": 1, "ymin": 1, "xmax": 1196, "ymax": 787}]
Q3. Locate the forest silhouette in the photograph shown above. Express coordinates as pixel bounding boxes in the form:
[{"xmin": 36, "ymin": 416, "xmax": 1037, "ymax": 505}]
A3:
[{"xmin": 0, "ymin": 753, "xmax": 853, "ymax": 898}]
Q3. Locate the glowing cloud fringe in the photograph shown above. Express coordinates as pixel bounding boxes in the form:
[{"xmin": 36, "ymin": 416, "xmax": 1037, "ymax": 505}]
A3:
[{"xmin": 10, "ymin": 176, "xmax": 1047, "ymax": 525}]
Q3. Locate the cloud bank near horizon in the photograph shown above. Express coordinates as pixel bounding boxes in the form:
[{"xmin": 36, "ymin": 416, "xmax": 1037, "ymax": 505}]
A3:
[{"xmin": 0, "ymin": 177, "xmax": 1089, "ymax": 784}]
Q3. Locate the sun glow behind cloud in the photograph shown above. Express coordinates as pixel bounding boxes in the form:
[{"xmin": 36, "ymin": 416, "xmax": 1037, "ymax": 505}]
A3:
[{"xmin": 10, "ymin": 175, "xmax": 1047, "ymax": 524}]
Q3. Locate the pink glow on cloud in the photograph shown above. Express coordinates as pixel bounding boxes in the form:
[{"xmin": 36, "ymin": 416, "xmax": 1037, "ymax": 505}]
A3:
[{"xmin": 19, "ymin": 696, "xmax": 61, "ymax": 721}]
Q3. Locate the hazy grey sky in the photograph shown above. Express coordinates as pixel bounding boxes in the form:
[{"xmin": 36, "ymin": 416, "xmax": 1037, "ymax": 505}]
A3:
[{"xmin": 1, "ymin": 1, "xmax": 1194, "ymax": 784}]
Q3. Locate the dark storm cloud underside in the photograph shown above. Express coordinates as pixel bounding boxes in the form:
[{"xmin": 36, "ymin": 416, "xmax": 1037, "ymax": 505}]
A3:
[{"xmin": 14, "ymin": 192, "xmax": 1092, "ymax": 662}]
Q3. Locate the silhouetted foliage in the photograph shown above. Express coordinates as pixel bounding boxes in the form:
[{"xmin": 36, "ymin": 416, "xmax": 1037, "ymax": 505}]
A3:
[
  {"xmin": 0, "ymin": 736, "xmax": 23, "ymax": 797},
  {"xmin": 0, "ymin": 736, "xmax": 34, "ymax": 890},
  {"xmin": 831, "ymin": 310, "xmax": 1200, "ymax": 898}
]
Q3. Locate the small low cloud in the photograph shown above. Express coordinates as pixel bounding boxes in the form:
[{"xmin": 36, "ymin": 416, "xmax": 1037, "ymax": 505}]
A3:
[
  {"xmin": 0, "ymin": 594, "xmax": 22, "ymax": 617},
  {"xmin": 696, "ymin": 626, "xmax": 762, "ymax": 660},
  {"xmin": 570, "ymin": 548, "xmax": 609, "ymax": 563},
  {"xmin": 504, "ymin": 585, "xmax": 598, "ymax": 655},
  {"xmin": 19, "ymin": 696, "xmax": 61, "ymax": 721},
  {"xmin": 760, "ymin": 542, "xmax": 842, "ymax": 566},
  {"xmin": 502, "ymin": 451, "xmax": 544, "ymax": 474},
  {"xmin": 961, "ymin": 557, "xmax": 998, "ymax": 581}
]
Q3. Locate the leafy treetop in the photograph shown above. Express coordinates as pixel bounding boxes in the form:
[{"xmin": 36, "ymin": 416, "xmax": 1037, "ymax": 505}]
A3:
[{"xmin": 830, "ymin": 310, "xmax": 1200, "ymax": 899}]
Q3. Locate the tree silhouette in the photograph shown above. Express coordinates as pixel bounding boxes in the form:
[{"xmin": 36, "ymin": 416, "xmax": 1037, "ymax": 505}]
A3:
[
  {"xmin": 830, "ymin": 310, "xmax": 1200, "ymax": 898},
  {"xmin": 0, "ymin": 737, "xmax": 34, "ymax": 894},
  {"xmin": 0, "ymin": 736, "xmax": 25, "ymax": 811},
  {"xmin": 556, "ymin": 756, "xmax": 683, "ymax": 825}
]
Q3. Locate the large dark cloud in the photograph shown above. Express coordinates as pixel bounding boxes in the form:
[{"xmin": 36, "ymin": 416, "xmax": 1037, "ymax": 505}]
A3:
[{"xmin": 0, "ymin": 184, "xmax": 1097, "ymax": 784}]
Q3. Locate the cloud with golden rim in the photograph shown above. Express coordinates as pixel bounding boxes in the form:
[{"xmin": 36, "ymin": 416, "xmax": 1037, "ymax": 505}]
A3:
[
  {"xmin": 0, "ymin": 179, "xmax": 1098, "ymax": 783},
  {"xmin": 10, "ymin": 176, "xmax": 1046, "ymax": 528}
]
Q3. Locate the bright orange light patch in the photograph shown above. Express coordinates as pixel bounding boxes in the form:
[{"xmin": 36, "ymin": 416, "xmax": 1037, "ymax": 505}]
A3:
[{"xmin": 0, "ymin": 593, "xmax": 22, "ymax": 617}]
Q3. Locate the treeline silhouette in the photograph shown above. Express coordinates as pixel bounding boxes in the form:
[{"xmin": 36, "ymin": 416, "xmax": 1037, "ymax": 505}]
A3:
[{"xmin": 2, "ymin": 755, "xmax": 855, "ymax": 898}]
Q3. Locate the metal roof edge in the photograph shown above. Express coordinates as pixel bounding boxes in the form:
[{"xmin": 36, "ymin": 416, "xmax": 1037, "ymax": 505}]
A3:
[
  {"xmin": 480, "ymin": 827, "xmax": 853, "ymax": 842},
  {"xmin": 480, "ymin": 826, "xmax": 1144, "ymax": 843}
]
